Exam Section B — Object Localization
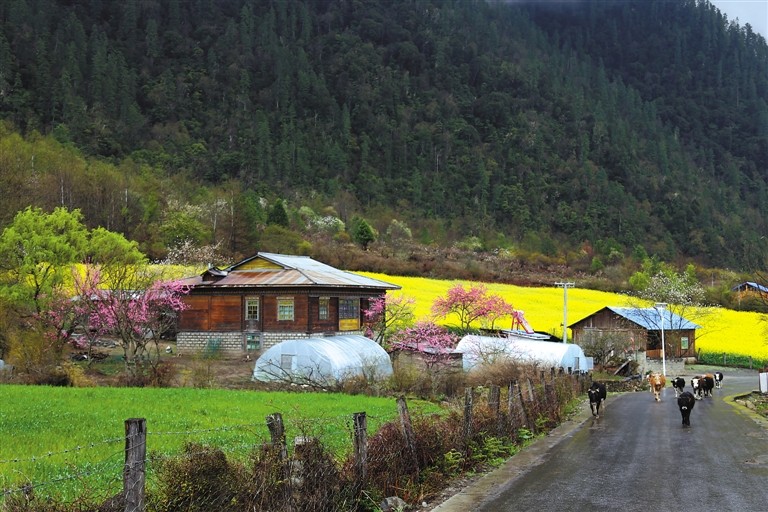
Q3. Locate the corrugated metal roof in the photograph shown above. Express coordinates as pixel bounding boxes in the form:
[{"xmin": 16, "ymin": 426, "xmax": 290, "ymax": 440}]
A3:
[
  {"xmin": 181, "ymin": 252, "xmax": 400, "ymax": 290},
  {"xmin": 605, "ymin": 307, "xmax": 700, "ymax": 330},
  {"xmin": 731, "ymin": 281, "xmax": 768, "ymax": 293}
]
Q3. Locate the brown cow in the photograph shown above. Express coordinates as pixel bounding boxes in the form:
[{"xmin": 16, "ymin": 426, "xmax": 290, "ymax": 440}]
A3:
[{"xmin": 648, "ymin": 372, "xmax": 666, "ymax": 401}]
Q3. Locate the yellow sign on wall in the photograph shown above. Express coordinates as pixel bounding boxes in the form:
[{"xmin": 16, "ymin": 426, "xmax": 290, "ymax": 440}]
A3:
[{"xmin": 339, "ymin": 318, "xmax": 360, "ymax": 331}]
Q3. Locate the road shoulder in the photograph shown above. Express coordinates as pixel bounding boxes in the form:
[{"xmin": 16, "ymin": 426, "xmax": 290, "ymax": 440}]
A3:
[{"xmin": 428, "ymin": 396, "xmax": 599, "ymax": 511}]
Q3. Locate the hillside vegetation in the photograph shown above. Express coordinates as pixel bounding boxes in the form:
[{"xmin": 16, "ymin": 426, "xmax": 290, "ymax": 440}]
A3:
[{"xmin": 0, "ymin": 0, "xmax": 767, "ymax": 274}]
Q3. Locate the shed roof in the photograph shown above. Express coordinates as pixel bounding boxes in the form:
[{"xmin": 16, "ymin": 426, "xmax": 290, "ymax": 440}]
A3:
[
  {"xmin": 731, "ymin": 281, "xmax": 768, "ymax": 293},
  {"xmin": 181, "ymin": 252, "xmax": 400, "ymax": 291},
  {"xmin": 570, "ymin": 306, "xmax": 701, "ymax": 330}
]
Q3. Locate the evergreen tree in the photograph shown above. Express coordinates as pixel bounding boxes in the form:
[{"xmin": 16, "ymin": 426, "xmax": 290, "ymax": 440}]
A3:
[
  {"xmin": 350, "ymin": 216, "xmax": 376, "ymax": 251},
  {"xmin": 266, "ymin": 199, "xmax": 289, "ymax": 228}
]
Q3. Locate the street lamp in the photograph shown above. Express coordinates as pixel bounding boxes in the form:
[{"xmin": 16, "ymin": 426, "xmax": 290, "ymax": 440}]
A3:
[
  {"xmin": 555, "ymin": 282, "xmax": 574, "ymax": 343},
  {"xmin": 654, "ymin": 302, "xmax": 667, "ymax": 376}
]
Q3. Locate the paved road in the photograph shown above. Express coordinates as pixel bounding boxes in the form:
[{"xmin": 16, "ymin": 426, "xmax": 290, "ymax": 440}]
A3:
[{"xmin": 433, "ymin": 367, "xmax": 768, "ymax": 512}]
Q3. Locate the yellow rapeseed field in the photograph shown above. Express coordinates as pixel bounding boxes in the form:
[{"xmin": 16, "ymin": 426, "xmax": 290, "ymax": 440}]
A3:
[{"xmin": 361, "ymin": 273, "xmax": 768, "ymax": 362}]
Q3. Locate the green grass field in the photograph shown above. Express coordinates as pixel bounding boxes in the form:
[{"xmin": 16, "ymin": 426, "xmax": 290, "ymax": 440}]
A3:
[
  {"xmin": 361, "ymin": 273, "xmax": 768, "ymax": 363},
  {"xmin": 0, "ymin": 386, "xmax": 440, "ymax": 498}
]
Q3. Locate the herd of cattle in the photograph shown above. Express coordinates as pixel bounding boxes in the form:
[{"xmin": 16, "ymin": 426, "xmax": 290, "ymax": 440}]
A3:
[{"xmin": 587, "ymin": 371, "xmax": 724, "ymax": 427}]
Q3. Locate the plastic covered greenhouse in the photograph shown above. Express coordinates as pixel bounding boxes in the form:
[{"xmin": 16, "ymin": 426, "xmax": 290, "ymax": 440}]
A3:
[
  {"xmin": 253, "ymin": 335, "xmax": 393, "ymax": 385},
  {"xmin": 455, "ymin": 334, "xmax": 592, "ymax": 373}
]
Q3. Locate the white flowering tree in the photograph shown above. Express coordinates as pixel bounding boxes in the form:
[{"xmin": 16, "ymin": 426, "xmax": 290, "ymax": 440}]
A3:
[{"xmin": 628, "ymin": 263, "xmax": 714, "ymax": 354}]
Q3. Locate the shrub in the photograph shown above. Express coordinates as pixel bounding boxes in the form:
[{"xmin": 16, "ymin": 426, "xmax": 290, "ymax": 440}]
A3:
[
  {"xmin": 148, "ymin": 360, "xmax": 178, "ymax": 387},
  {"xmin": 465, "ymin": 359, "xmax": 539, "ymax": 389},
  {"xmin": 60, "ymin": 362, "xmax": 96, "ymax": 387},
  {"xmin": 697, "ymin": 351, "xmax": 767, "ymax": 369},
  {"xmin": 149, "ymin": 443, "xmax": 244, "ymax": 512},
  {"xmin": 340, "ymin": 373, "xmax": 373, "ymax": 395},
  {"xmin": 388, "ymin": 364, "xmax": 423, "ymax": 393},
  {"xmin": 387, "ymin": 362, "xmax": 465, "ymax": 399},
  {"xmin": 150, "ymin": 439, "xmax": 348, "ymax": 512},
  {"xmin": 363, "ymin": 420, "xmax": 425, "ymax": 502},
  {"xmin": 6, "ymin": 330, "xmax": 61, "ymax": 384}
]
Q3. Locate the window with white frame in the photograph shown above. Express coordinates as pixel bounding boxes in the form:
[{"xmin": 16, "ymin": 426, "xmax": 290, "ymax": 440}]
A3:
[
  {"xmin": 277, "ymin": 297, "xmax": 294, "ymax": 321},
  {"xmin": 245, "ymin": 297, "xmax": 260, "ymax": 321}
]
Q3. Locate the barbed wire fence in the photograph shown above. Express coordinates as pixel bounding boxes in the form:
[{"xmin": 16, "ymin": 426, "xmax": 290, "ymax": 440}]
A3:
[{"xmin": 1, "ymin": 369, "xmax": 591, "ymax": 512}]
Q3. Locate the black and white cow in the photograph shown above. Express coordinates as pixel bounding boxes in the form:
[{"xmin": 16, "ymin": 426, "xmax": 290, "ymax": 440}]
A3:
[
  {"xmin": 691, "ymin": 376, "xmax": 703, "ymax": 400},
  {"xmin": 588, "ymin": 381, "xmax": 607, "ymax": 418},
  {"xmin": 714, "ymin": 371, "xmax": 724, "ymax": 389},
  {"xmin": 671, "ymin": 376, "xmax": 686, "ymax": 397},
  {"xmin": 677, "ymin": 391, "xmax": 696, "ymax": 427}
]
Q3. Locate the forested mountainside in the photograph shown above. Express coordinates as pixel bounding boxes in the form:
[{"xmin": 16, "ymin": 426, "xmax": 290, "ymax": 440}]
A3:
[{"xmin": 0, "ymin": 0, "xmax": 766, "ymax": 272}]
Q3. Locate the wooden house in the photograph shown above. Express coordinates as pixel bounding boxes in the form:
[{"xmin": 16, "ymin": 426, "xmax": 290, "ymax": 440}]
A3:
[
  {"xmin": 731, "ymin": 281, "xmax": 768, "ymax": 295},
  {"xmin": 569, "ymin": 306, "xmax": 700, "ymax": 360},
  {"xmin": 176, "ymin": 253, "xmax": 399, "ymax": 354},
  {"xmin": 731, "ymin": 281, "xmax": 768, "ymax": 310}
]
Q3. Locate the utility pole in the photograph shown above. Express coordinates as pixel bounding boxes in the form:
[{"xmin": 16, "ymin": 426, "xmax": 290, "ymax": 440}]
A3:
[
  {"xmin": 654, "ymin": 303, "xmax": 668, "ymax": 376},
  {"xmin": 555, "ymin": 282, "xmax": 575, "ymax": 343}
]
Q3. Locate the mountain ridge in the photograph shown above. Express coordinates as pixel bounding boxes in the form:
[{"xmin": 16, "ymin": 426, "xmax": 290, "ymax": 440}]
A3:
[{"xmin": 0, "ymin": 0, "xmax": 766, "ymax": 273}]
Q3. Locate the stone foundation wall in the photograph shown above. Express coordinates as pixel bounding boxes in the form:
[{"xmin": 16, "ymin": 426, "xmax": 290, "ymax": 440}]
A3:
[
  {"xmin": 634, "ymin": 351, "xmax": 686, "ymax": 376},
  {"xmin": 177, "ymin": 330, "xmax": 365, "ymax": 354},
  {"xmin": 176, "ymin": 331, "xmax": 245, "ymax": 353}
]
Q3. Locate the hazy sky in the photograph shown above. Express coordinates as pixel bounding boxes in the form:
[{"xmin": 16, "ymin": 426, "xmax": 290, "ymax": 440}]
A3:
[{"xmin": 709, "ymin": 0, "xmax": 768, "ymax": 38}]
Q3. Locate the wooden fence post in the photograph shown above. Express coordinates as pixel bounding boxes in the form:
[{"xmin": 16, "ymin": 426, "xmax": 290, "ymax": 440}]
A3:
[
  {"xmin": 353, "ymin": 412, "xmax": 367, "ymax": 493},
  {"xmin": 489, "ymin": 385, "xmax": 500, "ymax": 414},
  {"xmin": 511, "ymin": 380, "xmax": 529, "ymax": 432},
  {"xmin": 507, "ymin": 381, "xmax": 520, "ymax": 429},
  {"xmin": 463, "ymin": 387, "xmax": 474, "ymax": 444},
  {"xmin": 397, "ymin": 396, "xmax": 419, "ymax": 476},
  {"xmin": 124, "ymin": 418, "xmax": 146, "ymax": 512},
  {"xmin": 525, "ymin": 378, "xmax": 535, "ymax": 402},
  {"xmin": 266, "ymin": 412, "xmax": 290, "ymax": 508},
  {"xmin": 524, "ymin": 378, "xmax": 537, "ymax": 433},
  {"xmin": 266, "ymin": 413, "xmax": 287, "ymax": 460},
  {"xmin": 544, "ymin": 381, "xmax": 557, "ymax": 421},
  {"xmin": 488, "ymin": 385, "xmax": 502, "ymax": 436},
  {"xmin": 573, "ymin": 373, "xmax": 582, "ymax": 396}
]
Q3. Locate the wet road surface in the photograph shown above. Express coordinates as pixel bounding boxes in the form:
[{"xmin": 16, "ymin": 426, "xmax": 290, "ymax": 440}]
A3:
[{"xmin": 433, "ymin": 367, "xmax": 768, "ymax": 512}]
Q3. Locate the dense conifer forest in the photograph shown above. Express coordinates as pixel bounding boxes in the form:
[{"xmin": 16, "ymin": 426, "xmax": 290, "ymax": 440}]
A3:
[{"xmin": 0, "ymin": 0, "xmax": 766, "ymax": 277}]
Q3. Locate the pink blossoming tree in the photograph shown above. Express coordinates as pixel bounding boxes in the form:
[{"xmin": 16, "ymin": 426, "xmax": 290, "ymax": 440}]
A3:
[
  {"xmin": 388, "ymin": 321, "xmax": 459, "ymax": 367},
  {"xmin": 481, "ymin": 293, "xmax": 517, "ymax": 330},
  {"xmin": 363, "ymin": 294, "xmax": 416, "ymax": 347},
  {"xmin": 34, "ymin": 269, "xmax": 98, "ymax": 362},
  {"xmin": 48, "ymin": 264, "xmax": 190, "ymax": 382},
  {"xmin": 431, "ymin": 283, "xmax": 514, "ymax": 332}
]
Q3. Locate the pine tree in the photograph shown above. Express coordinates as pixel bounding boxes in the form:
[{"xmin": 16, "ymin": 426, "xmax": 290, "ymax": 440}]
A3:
[{"xmin": 266, "ymin": 199, "xmax": 289, "ymax": 228}]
